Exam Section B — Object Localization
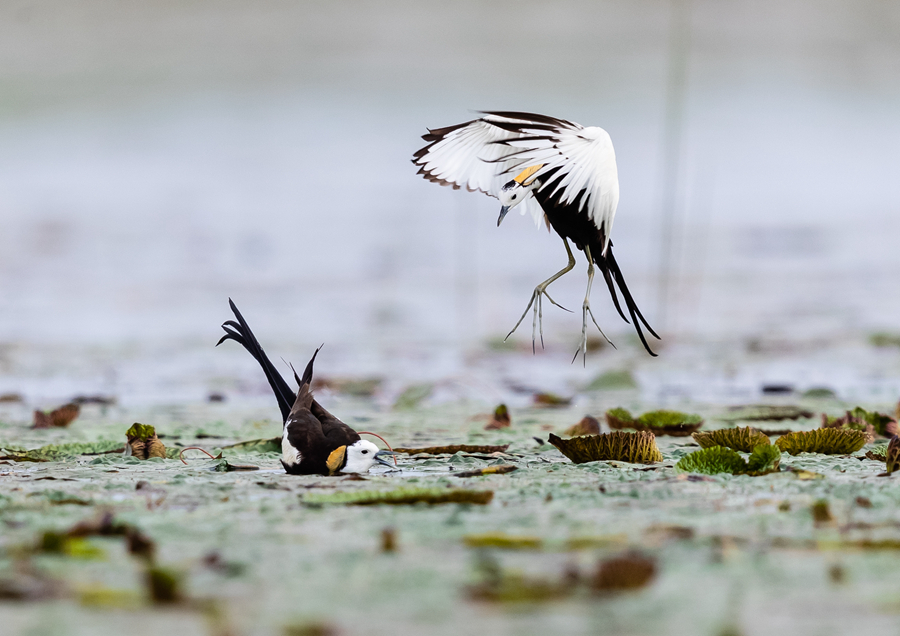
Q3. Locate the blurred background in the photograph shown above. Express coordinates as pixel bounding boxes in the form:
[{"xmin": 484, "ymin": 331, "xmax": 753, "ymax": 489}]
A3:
[{"xmin": 1, "ymin": 0, "xmax": 899, "ymax": 405}]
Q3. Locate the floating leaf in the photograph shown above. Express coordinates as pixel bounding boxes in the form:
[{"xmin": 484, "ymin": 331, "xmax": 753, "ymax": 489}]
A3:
[
  {"xmin": 0, "ymin": 441, "xmax": 124, "ymax": 462},
  {"xmin": 720, "ymin": 405, "xmax": 814, "ymax": 422},
  {"xmin": 870, "ymin": 332, "xmax": 900, "ymax": 348},
  {"xmin": 312, "ymin": 376, "xmax": 382, "ymax": 397},
  {"xmin": 692, "ymin": 427, "xmax": 770, "ymax": 452},
  {"xmin": 146, "ymin": 566, "xmax": 183, "ymax": 604},
  {"xmin": 585, "ymin": 370, "xmax": 638, "ymax": 391},
  {"xmin": 463, "ymin": 533, "xmax": 543, "ymax": 550},
  {"xmin": 454, "ymin": 465, "xmax": 518, "ymax": 478},
  {"xmin": 221, "ymin": 437, "xmax": 281, "ymax": 453},
  {"xmin": 548, "ymin": 431, "xmax": 663, "ymax": 465},
  {"xmin": 533, "ymin": 392, "xmax": 571, "ymax": 408},
  {"xmin": 485, "ymin": 404, "xmax": 511, "ymax": 430},
  {"xmin": 775, "ymin": 428, "xmax": 867, "ymax": 455},
  {"xmin": 303, "ymin": 487, "xmax": 493, "ymax": 506},
  {"xmin": 592, "ymin": 552, "xmax": 657, "ymax": 592},
  {"xmin": 675, "ymin": 447, "xmax": 747, "ymax": 475},
  {"xmin": 564, "ymin": 416, "xmax": 601, "ymax": 437},
  {"xmin": 606, "ymin": 408, "xmax": 702, "ymax": 436},
  {"xmin": 32, "ymin": 403, "xmax": 80, "ymax": 429},
  {"xmin": 802, "ymin": 387, "xmax": 837, "ymax": 399},
  {"xmin": 812, "ymin": 500, "xmax": 834, "ymax": 525},
  {"xmin": 393, "ymin": 384, "xmax": 433, "ymax": 410},
  {"xmin": 394, "ymin": 444, "xmax": 509, "ymax": 455}
]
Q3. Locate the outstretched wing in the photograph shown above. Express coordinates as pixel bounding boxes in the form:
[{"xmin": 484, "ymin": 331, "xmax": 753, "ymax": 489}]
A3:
[
  {"xmin": 482, "ymin": 111, "xmax": 620, "ymax": 253},
  {"xmin": 412, "ymin": 114, "xmax": 550, "ymax": 226}
]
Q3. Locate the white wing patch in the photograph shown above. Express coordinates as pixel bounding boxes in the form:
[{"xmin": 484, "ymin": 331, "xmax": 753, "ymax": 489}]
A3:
[
  {"xmin": 281, "ymin": 425, "xmax": 301, "ymax": 466},
  {"xmin": 414, "ymin": 114, "xmax": 618, "ymax": 239}
]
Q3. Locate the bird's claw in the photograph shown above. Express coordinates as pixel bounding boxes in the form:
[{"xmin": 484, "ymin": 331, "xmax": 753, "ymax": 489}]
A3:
[
  {"xmin": 572, "ymin": 301, "xmax": 614, "ymax": 366},
  {"xmin": 505, "ymin": 286, "xmax": 570, "ymax": 353}
]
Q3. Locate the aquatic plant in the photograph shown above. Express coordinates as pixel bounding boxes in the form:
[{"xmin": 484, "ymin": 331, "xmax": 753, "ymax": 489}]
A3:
[
  {"xmin": 592, "ymin": 552, "xmax": 657, "ymax": 592},
  {"xmin": 0, "ymin": 441, "xmax": 124, "ymax": 462},
  {"xmin": 823, "ymin": 407, "xmax": 896, "ymax": 439},
  {"xmin": 32, "ymin": 403, "xmax": 80, "ymax": 429},
  {"xmin": 394, "ymin": 444, "xmax": 509, "ymax": 455},
  {"xmin": 303, "ymin": 487, "xmax": 494, "ymax": 506},
  {"xmin": 886, "ymin": 436, "xmax": 900, "ymax": 475},
  {"xmin": 564, "ymin": 416, "xmax": 601, "ymax": 437},
  {"xmin": 692, "ymin": 426, "xmax": 771, "ymax": 452},
  {"xmin": 675, "ymin": 445, "xmax": 781, "ymax": 476},
  {"xmin": 675, "ymin": 446, "xmax": 747, "ymax": 475},
  {"xmin": 605, "ymin": 408, "xmax": 703, "ymax": 436},
  {"xmin": 125, "ymin": 423, "xmax": 166, "ymax": 460},
  {"xmin": 463, "ymin": 533, "xmax": 543, "ymax": 549},
  {"xmin": 585, "ymin": 369, "xmax": 638, "ymax": 391},
  {"xmin": 746, "ymin": 444, "xmax": 782, "ymax": 474},
  {"xmin": 775, "ymin": 428, "xmax": 868, "ymax": 455},
  {"xmin": 548, "ymin": 431, "xmax": 663, "ymax": 465},
  {"xmin": 221, "ymin": 437, "xmax": 280, "ymax": 453},
  {"xmin": 719, "ymin": 405, "xmax": 813, "ymax": 422},
  {"xmin": 485, "ymin": 404, "xmax": 511, "ymax": 429}
]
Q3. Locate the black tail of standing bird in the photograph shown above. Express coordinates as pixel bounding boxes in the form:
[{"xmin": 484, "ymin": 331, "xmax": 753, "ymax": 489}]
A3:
[
  {"xmin": 594, "ymin": 242, "xmax": 660, "ymax": 356},
  {"xmin": 216, "ymin": 298, "xmax": 319, "ymax": 423}
]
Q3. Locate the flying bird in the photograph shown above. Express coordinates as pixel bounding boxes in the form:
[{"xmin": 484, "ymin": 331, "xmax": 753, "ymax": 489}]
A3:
[
  {"xmin": 413, "ymin": 111, "xmax": 659, "ymax": 358},
  {"xmin": 217, "ymin": 299, "xmax": 397, "ymax": 475}
]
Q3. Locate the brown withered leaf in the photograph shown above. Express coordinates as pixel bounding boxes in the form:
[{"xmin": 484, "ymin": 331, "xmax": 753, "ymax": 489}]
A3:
[
  {"xmin": 394, "ymin": 444, "xmax": 510, "ymax": 455},
  {"xmin": 533, "ymin": 392, "xmax": 572, "ymax": 408},
  {"xmin": 32, "ymin": 403, "xmax": 80, "ymax": 429},
  {"xmin": 485, "ymin": 404, "xmax": 511, "ymax": 430},
  {"xmin": 125, "ymin": 423, "xmax": 166, "ymax": 460},
  {"xmin": 565, "ymin": 416, "xmax": 601, "ymax": 437},
  {"xmin": 453, "ymin": 465, "xmax": 518, "ymax": 478},
  {"xmin": 592, "ymin": 552, "xmax": 657, "ymax": 592}
]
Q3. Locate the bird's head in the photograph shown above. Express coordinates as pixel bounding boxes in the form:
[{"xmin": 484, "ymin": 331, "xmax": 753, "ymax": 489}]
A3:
[
  {"xmin": 497, "ymin": 164, "xmax": 543, "ymax": 226},
  {"xmin": 341, "ymin": 440, "xmax": 398, "ymax": 474}
]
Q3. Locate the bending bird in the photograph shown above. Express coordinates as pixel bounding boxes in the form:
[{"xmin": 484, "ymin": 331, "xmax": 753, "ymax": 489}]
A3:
[
  {"xmin": 217, "ymin": 299, "xmax": 396, "ymax": 475},
  {"xmin": 412, "ymin": 111, "xmax": 659, "ymax": 358}
]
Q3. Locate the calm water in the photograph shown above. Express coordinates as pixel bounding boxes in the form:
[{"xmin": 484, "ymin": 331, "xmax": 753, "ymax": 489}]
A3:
[{"xmin": 1, "ymin": 0, "xmax": 899, "ymax": 404}]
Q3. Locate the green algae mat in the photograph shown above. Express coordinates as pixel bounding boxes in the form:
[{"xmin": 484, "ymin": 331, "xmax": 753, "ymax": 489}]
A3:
[{"xmin": 2, "ymin": 399, "xmax": 900, "ymax": 636}]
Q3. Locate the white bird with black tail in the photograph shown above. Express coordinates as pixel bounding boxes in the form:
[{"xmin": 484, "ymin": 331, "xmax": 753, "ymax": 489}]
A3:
[
  {"xmin": 413, "ymin": 111, "xmax": 659, "ymax": 358},
  {"xmin": 217, "ymin": 300, "xmax": 397, "ymax": 475}
]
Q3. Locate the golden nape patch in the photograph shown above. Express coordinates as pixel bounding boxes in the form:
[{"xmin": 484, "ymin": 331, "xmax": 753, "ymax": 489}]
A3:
[
  {"xmin": 326, "ymin": 446, "xmax": 347, "ymax": 475},
  {"xmin": 513, "ymin": 164, "xmax": 545, "ymax": 186}
]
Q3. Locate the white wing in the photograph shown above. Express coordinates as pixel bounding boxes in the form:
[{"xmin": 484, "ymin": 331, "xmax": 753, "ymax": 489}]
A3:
[
  {"xmin": 412, "ymin": 115, "xmax": 549, "ymax": 226},
  {"xmin": 490, "ymin": 119, "xmax": 620, "ymax": 252}
]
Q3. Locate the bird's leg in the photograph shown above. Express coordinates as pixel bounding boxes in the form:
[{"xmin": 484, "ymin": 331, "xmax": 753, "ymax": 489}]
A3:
[
  {"xmin": 505, "ymin": 237, "xmax": 576, "ymax": 352},
  {"xmin": 573, "ymin": 245, "xmax": 614, "ymax": 365}
]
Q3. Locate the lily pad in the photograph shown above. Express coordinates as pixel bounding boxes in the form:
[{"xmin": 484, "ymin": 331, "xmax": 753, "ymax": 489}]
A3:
[
  {"xmin": 394, "ymin": 444, "xmax": 509, "ymax": 455},
  {"xmin": 606, "ymin": 408, "xmax": 703, "ymax": 436},
  {"xmin": 585, "ymin": 370, "xmax": 638, "ymax": 391},
  {"xmin": 548, "ymin": 431, "xmax": 663, "ymax": 465},
  {"xmin": 221, "ymin": 437, "xmax": 281, "ymax": 453},
  {"xmin": 775, "ymin": 428, "xmax": 868, "ymax": 455},
  {"xmin": 719, "ymin": 405, "xmax": 814, "ymax": 422},
  {"xmin": 692, "ymin": 426, "xmax": 770, "ymax": 452}
]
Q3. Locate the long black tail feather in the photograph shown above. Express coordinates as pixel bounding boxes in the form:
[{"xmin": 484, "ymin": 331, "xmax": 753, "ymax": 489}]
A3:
[
  {"xmin": 216, "ymin": 299, "xmax": 296, "ymax": 422},
  {"xmin": 594, "ymin": 246, "xmax": 660, "ymax": 357}
]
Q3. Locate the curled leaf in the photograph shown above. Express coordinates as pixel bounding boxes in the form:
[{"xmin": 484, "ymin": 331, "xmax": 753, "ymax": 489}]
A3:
[
  {"xmin": 775, "ymin": 428, "xmax": 868, "ymax": 455},
  {"xmin": 592, "ymin": 552, "xmax": 657, "ymax": 592},
  {"xmin": 746, "ymin": 444, "xmax": 781, "ymax": 475},
  {"xmin": 692, "ymin": 427, "xmax": 770, "ymax": 452},
  {"xmin": 125, "ymin": 423, "xmax": 166, "ymax": 460},
  {"xmin": 548, "ymin": 431, "xmax": 663, "ymax": 465}
]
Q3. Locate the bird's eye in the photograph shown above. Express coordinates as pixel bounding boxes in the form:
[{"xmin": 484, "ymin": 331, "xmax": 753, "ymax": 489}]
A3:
[
  {"xmin": 511, "ymin": 194, "xmax": 518, "ymax": 200},
  {"xmin": 361, "ymin": 450, "xmax": 369, "ymax": 454}
]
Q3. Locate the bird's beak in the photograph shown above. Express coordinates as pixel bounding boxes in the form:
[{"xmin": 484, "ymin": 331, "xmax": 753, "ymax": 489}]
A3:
[
  {"xmin": 375, "ymin": 450, "xmax": 398, "ymax": 468},
  {"xmin": 497, "ymin": 206, "xmax": 510, "ymax": 226}
]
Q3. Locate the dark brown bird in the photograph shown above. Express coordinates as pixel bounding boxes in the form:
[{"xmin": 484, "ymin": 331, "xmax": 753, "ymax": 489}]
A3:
[{"xmin": 217, "ymin": 299, "xmax": 395, "ymax": 475}]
